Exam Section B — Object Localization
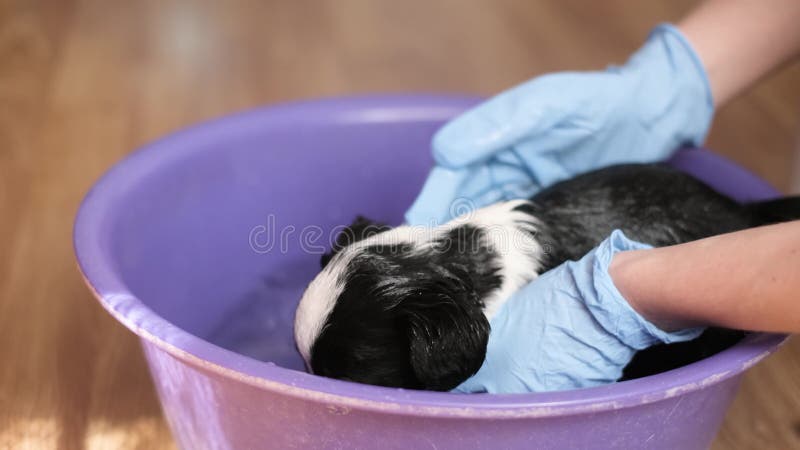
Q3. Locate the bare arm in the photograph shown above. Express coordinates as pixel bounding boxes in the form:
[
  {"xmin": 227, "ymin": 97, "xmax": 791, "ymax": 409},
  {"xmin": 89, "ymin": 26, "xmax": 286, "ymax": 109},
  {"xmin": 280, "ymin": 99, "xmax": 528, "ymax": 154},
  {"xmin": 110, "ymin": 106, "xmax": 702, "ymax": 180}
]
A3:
[
  {"xmin": 606, "ymin": 1, "xmax": 800, "ymax": 333},
  {"xmin": 679, "ymin": 0, "xmax": 800, "ymax": 107},
  {"xmin": 611, "ymin": 221, "xmax": 800, "ymax": 333}
]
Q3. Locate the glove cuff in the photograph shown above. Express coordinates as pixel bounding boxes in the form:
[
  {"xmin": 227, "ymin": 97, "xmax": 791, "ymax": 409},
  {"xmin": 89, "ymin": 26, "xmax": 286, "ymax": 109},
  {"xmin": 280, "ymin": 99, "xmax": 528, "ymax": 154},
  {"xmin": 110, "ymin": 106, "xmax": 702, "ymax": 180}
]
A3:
[
  {"xmin": 586, "ymin": 230, "xmax": 706, "ymax": 349},
  {"xmin": 649, "ymin": 23, "xmax": 715, "ymax": 113},
  {"xmin": 624, "ymin": 23, "xmax": 715, "ymax": 151}
]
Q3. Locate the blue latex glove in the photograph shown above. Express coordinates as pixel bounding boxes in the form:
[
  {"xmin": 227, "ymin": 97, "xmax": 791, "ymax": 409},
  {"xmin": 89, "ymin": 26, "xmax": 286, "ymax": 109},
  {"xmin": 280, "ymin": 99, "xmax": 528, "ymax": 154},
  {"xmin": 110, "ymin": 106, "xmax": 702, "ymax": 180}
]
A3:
[
  {"xmin": 406, "ymin": 23, "xmax": 713, "ymax": 225},
  {"xmin": 454, "ymin": 230, "xmax": 705, "ymax": 394}
]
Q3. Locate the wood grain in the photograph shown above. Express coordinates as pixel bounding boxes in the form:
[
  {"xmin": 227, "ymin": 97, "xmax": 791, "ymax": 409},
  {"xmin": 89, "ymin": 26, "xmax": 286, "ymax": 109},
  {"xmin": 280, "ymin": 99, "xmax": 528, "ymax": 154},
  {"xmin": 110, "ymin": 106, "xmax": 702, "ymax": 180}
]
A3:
[{"xmin": 1, "ymin": 1, "xmax": 798, "ymax": 448}]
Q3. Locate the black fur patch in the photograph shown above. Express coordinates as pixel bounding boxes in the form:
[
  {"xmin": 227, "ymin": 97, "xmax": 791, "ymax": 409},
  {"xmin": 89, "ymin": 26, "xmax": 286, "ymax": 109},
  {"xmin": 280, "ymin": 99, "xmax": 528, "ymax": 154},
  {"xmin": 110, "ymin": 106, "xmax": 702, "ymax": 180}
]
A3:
[
  {"xmin": 320, "ymin": 216, "xmax": 391, "ymax": 268},
  {"xmin": 518, "ymin": 164, "xmax": 755, "ymax": 271}
]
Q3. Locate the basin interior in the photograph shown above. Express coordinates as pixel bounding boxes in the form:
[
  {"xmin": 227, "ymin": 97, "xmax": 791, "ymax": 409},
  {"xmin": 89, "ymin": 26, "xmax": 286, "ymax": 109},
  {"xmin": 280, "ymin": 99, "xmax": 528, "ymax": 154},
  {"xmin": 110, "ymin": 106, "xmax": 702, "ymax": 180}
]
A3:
[
  {"xmin": 108, "ymin": 110, "xmax": 445, "ymax": 372},
  {"xmin": 102, "ymin": 99, "xmax": 778, "ymax": 383}
]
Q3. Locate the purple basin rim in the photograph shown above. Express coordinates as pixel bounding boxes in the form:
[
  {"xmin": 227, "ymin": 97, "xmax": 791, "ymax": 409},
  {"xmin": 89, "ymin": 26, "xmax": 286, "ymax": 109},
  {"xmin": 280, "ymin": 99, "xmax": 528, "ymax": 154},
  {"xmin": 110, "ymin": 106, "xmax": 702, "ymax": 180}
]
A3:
[{"xmin": 73, "ymin": 93, "xmax": 789, "ymax": 418}]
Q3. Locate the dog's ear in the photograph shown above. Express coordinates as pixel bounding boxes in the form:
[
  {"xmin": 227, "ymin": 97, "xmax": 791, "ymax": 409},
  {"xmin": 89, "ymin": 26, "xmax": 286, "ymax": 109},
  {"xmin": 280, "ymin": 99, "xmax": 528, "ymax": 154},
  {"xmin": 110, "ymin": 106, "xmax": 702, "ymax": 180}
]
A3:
[
  {"xmin": 321, "ymin": 216, "xmax": 391, "ymax": 268},
  {"xmin": 401, "ymin": 267, "xmax": 490, "ymax": 391}
]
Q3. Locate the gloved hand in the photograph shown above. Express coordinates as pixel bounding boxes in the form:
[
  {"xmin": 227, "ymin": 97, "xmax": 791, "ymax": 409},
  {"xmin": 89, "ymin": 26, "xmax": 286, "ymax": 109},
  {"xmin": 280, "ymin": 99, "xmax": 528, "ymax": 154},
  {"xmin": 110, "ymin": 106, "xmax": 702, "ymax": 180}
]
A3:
[
  {"xmin": 406, "ymin": 24, "xmax": 713, "ymax": 226},
  {"xmin": 454, "ymin": 230, "xmax": 705, "ymax": 394}
]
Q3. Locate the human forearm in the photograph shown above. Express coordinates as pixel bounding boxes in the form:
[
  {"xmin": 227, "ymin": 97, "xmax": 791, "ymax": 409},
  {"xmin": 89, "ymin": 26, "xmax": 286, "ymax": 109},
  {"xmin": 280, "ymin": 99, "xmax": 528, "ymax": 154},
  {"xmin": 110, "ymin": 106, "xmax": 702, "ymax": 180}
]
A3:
[
  {"xmin": 610, "ymin": 221, "xmax": 800, "ymax": 333},
  {"xmin": 679, "ymin": 0, "xmax": 800, "ymax": 107}
]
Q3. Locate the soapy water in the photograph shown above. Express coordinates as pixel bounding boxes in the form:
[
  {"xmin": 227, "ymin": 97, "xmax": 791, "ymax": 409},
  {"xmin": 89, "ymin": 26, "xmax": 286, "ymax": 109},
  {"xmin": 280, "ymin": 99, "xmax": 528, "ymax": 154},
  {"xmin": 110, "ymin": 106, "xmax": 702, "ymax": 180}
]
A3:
[{"xmin": 205, "ymin": 260, "xmax": 314, "ymax": 372}]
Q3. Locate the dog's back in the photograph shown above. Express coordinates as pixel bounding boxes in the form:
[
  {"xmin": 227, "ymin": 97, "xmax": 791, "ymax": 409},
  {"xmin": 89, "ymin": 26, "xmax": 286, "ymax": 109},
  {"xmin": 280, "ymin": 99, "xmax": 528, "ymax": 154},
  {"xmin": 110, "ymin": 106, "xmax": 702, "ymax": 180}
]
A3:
[{"xmin": 520, "ymin": 164, "xmax": 759, "ymax": 270}]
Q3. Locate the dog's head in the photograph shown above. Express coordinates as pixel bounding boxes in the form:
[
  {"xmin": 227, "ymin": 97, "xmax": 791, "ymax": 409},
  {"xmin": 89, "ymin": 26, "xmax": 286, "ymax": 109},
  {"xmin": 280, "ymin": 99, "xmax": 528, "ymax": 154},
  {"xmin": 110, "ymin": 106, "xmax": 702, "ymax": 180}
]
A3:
[{"xmin": 294, "ymin": 201, "xmax": 542, "ymax": 391}]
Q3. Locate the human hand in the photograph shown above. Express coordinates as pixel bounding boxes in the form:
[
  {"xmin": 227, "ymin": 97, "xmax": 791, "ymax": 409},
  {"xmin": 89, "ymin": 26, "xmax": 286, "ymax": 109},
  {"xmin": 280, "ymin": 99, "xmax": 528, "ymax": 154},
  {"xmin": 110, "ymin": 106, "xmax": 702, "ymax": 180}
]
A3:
[
  {"xmin": 454, "ymin": 230, "xmax": 705, "ymax": 394},
  {"xmin": 406, "ymin": 24, "xmax": 713, "ymax": 226}
]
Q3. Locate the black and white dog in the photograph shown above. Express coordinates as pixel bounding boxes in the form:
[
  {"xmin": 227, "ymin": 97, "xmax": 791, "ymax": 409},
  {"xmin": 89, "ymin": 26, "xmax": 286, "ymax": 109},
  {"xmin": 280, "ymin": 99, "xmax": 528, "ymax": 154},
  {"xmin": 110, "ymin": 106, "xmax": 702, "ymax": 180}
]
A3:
[{"xmin": 294, "ymin": 164, "xmax": 799, "ymax": 391}]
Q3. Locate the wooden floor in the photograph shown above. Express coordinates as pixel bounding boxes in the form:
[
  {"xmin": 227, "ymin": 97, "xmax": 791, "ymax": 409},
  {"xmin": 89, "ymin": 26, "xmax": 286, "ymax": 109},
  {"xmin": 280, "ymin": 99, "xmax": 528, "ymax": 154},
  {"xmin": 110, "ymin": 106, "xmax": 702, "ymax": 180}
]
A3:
[{"xmin": 1, "ymin": 1, "xmax": 798, "ymax": 448}]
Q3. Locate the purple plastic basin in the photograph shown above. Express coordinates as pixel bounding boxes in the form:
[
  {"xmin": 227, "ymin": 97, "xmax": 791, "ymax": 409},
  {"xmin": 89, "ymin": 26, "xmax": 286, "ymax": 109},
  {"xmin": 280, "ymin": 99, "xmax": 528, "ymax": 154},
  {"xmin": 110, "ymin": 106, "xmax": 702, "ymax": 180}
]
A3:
[{"xmin": 74, "ymin": 95, "xmax": 787, "ymax": 450}]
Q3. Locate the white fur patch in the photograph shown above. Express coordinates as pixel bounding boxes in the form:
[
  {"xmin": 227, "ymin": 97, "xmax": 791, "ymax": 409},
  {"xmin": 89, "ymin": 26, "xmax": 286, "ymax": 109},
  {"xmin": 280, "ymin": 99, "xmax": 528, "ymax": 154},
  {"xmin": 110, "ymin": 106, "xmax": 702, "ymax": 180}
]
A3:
[
  {"xmin": 294, "ymin": 253, "xmax": 349, "ymax": 367},
  {"xmin": 447, "ymin": 200, "xmax": 544, "ymax": 318}
]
